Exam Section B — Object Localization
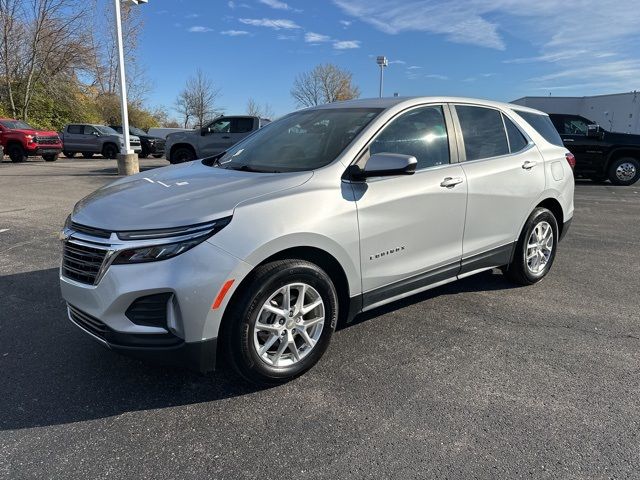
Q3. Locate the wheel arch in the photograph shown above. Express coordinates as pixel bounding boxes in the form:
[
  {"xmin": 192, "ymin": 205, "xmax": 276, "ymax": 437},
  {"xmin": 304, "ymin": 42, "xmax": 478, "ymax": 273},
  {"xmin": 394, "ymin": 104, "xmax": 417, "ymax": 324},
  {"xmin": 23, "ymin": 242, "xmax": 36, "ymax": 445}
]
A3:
[
  {"xmin": 536, "ymin": 197, "xmax": 564, "ymax": 237},
  {"xmin": 606, "ymin": 147, "xmax": 640, "ymax": 169},
  {"xmin": 101, "ymin": 141, "xmax": 119, "ymax": 155},
  {"xmin": 169, "ymin": 143, "xmax": 197, "ymax": 161}
]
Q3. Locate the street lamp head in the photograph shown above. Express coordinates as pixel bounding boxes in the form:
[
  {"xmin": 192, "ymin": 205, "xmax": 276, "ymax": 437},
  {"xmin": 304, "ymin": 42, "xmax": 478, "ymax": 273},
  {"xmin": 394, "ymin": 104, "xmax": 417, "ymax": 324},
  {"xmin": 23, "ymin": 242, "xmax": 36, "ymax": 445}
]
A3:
[
  {"xmin": 124, "ymin": 0, "xmax": 148, "ymax": 5},
  {"xmin": 376, "ymin": 56, "xmax": 388, "ymax": 67}
]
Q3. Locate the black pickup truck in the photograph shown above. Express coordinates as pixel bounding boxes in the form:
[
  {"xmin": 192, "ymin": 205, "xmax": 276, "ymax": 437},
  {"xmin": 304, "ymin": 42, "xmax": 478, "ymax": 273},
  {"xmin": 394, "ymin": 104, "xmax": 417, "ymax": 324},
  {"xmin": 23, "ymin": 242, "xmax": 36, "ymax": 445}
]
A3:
[{"xmin": 549, "ymin": 114, "xmax": 640, "ymax": 185}]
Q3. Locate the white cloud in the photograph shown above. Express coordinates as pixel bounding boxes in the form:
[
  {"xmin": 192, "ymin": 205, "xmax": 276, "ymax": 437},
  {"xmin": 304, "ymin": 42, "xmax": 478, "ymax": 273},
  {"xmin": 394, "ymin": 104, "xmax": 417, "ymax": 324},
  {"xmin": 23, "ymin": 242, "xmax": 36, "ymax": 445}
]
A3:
[
  {"xmin": 407, "ymin": 65, "xmax": 421, "ymax": 70},
  {"xmin": 305, "ymin": 32, "xmax": 331, "ymax": 43},
  {"xmin": 333, "ymin": 40, "xmax": 360, "ymax": 49},
  {"xmin": 258, "ymin": 0, "xmax": 291, "ymax": 10},
  {"xmin": 389, "ymin": 60, "xmax": 406, "ymax": 65},
  {"xmin": 339, "ymin": 20, "xmax": 352, "ymax": 27},
  {"xmin": 188, "ymin": 26, "xmax": 213, "ymax": 33},
  {"xmin": 239, "ymin": 18, "xmax": 301, "ymax": 29},
  {"xmin": 221, "ymin": 30, "xmax": 250, "ymax": 36},
  {"xmin": 333, "ymin": 0, "xmax": 640, "ymax": 93},
  {"xmin": 185, "ymin": 13, "xmax": 200, "ymax": 19},
  {"xmin": 425, "ymin": 74, "xmax": 448, "ymax": 80},
  {"xmin": 276, "ymin": 34, "xmax": 296, "ymax": 41}
]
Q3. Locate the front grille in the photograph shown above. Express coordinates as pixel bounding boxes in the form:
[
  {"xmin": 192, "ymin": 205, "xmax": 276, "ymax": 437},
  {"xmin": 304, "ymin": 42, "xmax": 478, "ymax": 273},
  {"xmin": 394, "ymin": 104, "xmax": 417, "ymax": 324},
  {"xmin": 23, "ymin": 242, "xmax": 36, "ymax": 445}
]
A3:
[
  {"xmin": 71, "ymin": 222, "xmax": 112, "ymax": 239},
  {"xmin": 62, "ymin": 241, "xmax": 108, "ymax": 285},
  {"xmin": 131, "ymin": 141, "xmax": 141, "ymax": 147},
  {"xmin": 35, "ymin": 136, "xmax": 59, "ymax": 145},
  {"xmin": 68, "ymin": 305, "xmax": 108, "ymax": 340},
  {"xmin": 155, "ymin": 140, "xmax": 166, "ymax": 150},
  {"xmin": 125, "ymin": 293, "xmax": 172, "ymax": 328}
]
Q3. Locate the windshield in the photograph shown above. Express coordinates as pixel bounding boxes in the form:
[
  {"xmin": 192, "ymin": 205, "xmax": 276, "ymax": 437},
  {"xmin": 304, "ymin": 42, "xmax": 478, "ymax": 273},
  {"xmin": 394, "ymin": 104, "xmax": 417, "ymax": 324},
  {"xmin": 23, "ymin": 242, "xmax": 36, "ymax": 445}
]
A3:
[
  {"xmin": 95, "ymin": 125, "xmax": 118, "ymax": 135},
  {"xmin": 214, "ymin": 108, "xmax": 382, "ymax": 172},
  {"xmin": 130, "ymin": 127, "xmax": 147, "ymax": 136},
  {"xmin": 0, "ymin": 119, "xmax": 33, "ymax": 130}
]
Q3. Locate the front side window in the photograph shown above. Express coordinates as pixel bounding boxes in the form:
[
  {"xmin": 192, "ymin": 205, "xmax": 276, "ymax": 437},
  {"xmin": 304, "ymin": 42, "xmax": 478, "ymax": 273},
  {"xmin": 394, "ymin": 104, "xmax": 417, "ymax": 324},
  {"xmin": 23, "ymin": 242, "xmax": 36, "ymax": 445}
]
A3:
[
  {"xmin": 215, "ymin": 108, "xmax": 381, "ymax": 172},
  {"xmin": 456, "ymin": 105, "xmax": 509, "ymax": 161},
  {"xmin": 210, "ymin": 119, "xmax": 231, "ymax": 133},
  {"xmin": 95, "ymin": 125, "xmax": 118, "ymax": 135},
  {"xmin": 83, "ymin": 125, "xmax": 97, "ymax": 135},
  {"xmin": 369, "ymin": 106, "xmax": 450, "ymax": 170}
]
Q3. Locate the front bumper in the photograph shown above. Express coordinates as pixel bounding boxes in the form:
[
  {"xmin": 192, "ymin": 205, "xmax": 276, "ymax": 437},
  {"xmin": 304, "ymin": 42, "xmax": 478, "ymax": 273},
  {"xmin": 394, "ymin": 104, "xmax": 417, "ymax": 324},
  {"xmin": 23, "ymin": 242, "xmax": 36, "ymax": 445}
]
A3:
[
  {"xmin": 27, "ymin": 146, "xmax": 62, "ymax": 156},
  {"xmin": 60, "ymin": 239, "xmax": 253, "ymax": 371}
]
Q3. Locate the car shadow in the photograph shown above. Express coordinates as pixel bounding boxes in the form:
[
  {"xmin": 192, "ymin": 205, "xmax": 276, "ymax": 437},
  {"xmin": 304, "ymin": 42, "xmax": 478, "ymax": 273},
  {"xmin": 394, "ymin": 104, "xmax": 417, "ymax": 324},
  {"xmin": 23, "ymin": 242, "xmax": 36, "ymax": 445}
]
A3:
[{"xmin": 1, "ymin": 266, "xmax": 520, "ymax": 431}]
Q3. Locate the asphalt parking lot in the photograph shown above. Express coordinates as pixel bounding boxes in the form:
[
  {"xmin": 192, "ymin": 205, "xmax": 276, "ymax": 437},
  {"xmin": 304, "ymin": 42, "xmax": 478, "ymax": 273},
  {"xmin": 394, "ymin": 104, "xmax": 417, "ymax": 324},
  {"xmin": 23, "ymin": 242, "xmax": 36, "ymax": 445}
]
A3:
[{"xmin": 1, "ymin": 157, "xmax": 639, "ymax": 479}]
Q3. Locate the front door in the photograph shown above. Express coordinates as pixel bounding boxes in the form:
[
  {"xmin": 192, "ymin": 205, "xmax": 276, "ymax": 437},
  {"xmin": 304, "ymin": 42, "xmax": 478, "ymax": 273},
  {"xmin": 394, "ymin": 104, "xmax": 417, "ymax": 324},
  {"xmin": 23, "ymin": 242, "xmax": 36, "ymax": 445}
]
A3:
[
  {"xmin": 555, "ymin": 114, "xmax": 606, "ymax": 173},
  {"xmin": 352, "ymin": 105, "xmax": 467, "ymax": 309}
]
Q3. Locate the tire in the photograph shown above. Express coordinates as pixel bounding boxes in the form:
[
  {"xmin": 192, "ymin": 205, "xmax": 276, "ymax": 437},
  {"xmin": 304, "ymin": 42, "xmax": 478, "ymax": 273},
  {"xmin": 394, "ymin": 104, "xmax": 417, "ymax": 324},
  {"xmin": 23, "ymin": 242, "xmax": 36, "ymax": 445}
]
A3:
[
  {"xmin": 7, "ymin": 144, "xmax": 26, "ymax": 163},
  {"xmin": 153, "ymin": 154, "xmax": 164, "ymax": 159},
  {"xmin": 102, "ymin": 143, "xmax": 119, "ymax": 159},
  {"xmin": 504, "ymin": 207, "xmax": 558, "ymax": 286},
  {"xmin": 170, "ymin": 147, "xmax": 195, "ymax": 164},
  {"xmin": 139, "ymin": 148, "xmax": 149, "ymax": 159},
  {"xmin": 608, "ymin": 157, "xmax": 639, "ymax": 186},
  {"xmin": 81, "ymin": 152, "xmax": 94, "ymax": 159},
  {"xmin": 220, "ymin": 259, "xmax": 338, "ymax": 385},
  {"xmin": 63, "ymin": 151, "xmax": 76, "ymax": 158},
  {"xmin": 43, "ymin": 153, "xmax": 58, "ymax": 162}
]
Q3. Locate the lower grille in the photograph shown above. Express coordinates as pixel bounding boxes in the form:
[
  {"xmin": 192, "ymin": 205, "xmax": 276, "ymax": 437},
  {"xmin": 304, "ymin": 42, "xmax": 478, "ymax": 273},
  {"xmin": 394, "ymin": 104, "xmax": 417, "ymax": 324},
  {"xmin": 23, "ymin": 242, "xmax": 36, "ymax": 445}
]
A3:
[
  {"xmin": 125, "ymin": 293, "xmax": 172, "ymax": 328},
  {"xmin": 69, "ymin": 305, "xmax": 108, "ymax": 340},
  {"xmin": 62, "ymin": 241, "xmax": 108, "ymax": 285}
]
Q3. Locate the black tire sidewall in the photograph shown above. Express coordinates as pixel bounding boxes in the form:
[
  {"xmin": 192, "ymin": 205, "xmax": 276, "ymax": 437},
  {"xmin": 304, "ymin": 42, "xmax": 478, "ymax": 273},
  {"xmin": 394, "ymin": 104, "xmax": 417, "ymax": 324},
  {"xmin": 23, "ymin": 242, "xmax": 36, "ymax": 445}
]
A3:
[
  {"xmin": 226, "ymin": 261, "xmax": 338, "ymax": 384},
  {"xmin": 173, "ymin": 148, "xmax": 195, "ymax": 163},
  {"xmin": 43, "ymin": 154, "xmax": 58, "ymax": 162},
  {"xmin": 516, "ymin": 208, "xmax": 559, "ymax": 283},
  {"xmin": 103, "ymin": 144, "xmax": 118, "ymax": 159},
  {"xmin": 8, "ymin": 145, "xmax": 25, "ymax": 162},
  {"xmin": 609, "ymin": 157, "xmax": 640, "ymax": 186}
]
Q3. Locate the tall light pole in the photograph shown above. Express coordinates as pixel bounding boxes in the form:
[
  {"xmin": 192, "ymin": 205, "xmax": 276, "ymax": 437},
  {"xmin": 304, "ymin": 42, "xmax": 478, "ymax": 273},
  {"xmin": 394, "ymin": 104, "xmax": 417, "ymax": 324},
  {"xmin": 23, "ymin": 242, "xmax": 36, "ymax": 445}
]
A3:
[
  {"xmin": 376, "ymin": 56, "xmax": 388, "ymax": 98},
  {"xmin": 114, "ymin": 0, "xmax": 147, "ymax": 175}
]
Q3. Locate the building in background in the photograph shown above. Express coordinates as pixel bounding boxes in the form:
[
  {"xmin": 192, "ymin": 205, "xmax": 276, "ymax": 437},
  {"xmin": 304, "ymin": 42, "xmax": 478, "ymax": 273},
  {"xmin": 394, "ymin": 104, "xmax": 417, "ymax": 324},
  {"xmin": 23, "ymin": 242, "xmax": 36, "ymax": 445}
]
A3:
[{"xmin": 512, "ymin": 91, "xmax": 640, "ymax": 134}]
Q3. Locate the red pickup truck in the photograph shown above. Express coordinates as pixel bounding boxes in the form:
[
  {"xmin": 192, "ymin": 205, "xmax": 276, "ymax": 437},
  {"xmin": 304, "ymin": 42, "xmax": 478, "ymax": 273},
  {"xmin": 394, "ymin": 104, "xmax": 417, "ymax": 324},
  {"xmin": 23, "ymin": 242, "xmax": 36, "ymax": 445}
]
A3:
[{"xmin": 0, "ymin": 118, "xmax": 63, "ymax": 162}]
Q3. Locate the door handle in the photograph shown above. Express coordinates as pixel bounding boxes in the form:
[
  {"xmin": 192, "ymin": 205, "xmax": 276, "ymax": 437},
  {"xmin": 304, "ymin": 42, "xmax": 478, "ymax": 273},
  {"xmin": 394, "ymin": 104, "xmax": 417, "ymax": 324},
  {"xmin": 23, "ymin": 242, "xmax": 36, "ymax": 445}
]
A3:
[
  {"xmin": 440, "ymin": 176, "xmax": 464, "ymax": 188},
  {"xmin": 563, "ymin": 138, "xmax": 574, "ymax": 142},
  {"xmin": 522, "ymin": 160, "xmax": 537, "ymax": 170}
]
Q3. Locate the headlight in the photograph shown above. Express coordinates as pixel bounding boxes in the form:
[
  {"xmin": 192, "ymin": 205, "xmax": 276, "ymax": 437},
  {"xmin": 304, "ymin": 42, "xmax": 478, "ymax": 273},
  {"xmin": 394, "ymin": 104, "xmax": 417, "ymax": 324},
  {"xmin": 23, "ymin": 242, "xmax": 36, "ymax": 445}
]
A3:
[
  {"xmin": 112, "ymin": 217, "xmax": 231, "ymax": 264},
  {"xmin": 64, "ymin": 214, "xmax": 72, "ymax": 229}
]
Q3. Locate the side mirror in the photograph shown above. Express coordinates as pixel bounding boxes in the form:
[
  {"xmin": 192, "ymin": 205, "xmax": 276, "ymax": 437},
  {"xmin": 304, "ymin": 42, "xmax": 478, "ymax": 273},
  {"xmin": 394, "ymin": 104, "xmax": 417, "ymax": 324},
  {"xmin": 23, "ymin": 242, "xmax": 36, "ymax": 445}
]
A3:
[
  {"xmin": 349, "ymin": 153, "xmax": 417, "ymax": 180},
  {"xmin": 92, "ymin": 131, "xmax": 100, "ymax": 137},
  {"xmin": 200, "ymin": 126, "xmax": 209, "ymax": 136},
  {"xmin": 587, "ymin": 124, "xmax": 601, "ymax": 138}
]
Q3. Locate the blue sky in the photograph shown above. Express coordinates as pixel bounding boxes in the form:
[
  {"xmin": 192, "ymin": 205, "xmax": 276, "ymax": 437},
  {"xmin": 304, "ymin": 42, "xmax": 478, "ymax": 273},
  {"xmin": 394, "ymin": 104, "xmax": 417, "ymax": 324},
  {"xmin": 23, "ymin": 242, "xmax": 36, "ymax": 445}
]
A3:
[{"xmin": 139, "ymin": 0, "xmax": 640, "ymax": 119}]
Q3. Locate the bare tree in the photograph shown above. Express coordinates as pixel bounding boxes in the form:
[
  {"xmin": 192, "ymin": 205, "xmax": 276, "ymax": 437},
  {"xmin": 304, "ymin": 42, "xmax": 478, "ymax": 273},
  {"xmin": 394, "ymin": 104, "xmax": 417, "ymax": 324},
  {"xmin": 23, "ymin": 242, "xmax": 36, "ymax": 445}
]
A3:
[
  {"xmin": 175, "ymin": 69, "xmax": 221, "ymax": 129},
  {"xmin": 0, "ymin": 0, "xmax": 88, "ymax": 120},
  {"xmin": 246, "ymin": 97, "xmax": 274, "ymax": 119},
  {"xmin": 291, "ymin": 63, "xmax": 360, "ymax": 108}
]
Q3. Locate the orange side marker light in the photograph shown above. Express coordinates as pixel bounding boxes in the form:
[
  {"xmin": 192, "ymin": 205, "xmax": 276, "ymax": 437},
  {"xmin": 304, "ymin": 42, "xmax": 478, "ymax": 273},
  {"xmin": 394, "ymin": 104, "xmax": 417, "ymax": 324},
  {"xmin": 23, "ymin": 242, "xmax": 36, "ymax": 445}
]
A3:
[{"xmin": 212, "ymin": 279, "xmax": 235, "ymax": 309}]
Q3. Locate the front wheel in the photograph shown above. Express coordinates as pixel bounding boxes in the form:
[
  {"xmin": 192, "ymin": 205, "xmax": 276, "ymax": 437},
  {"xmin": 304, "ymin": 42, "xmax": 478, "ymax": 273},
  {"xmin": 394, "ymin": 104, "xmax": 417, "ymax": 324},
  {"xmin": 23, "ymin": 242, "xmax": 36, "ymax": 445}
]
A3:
[
  {"xmin": 8, "ymin": 144, "xmax": 26, "ymax": 162},
  {"xmin": 170, "ymin": 147, "xmax": 195, "ymax": 164},
  {"xmin": 43, "ymin": 153, "xmax": 58, "ymax": 162},
  {"xmin": 221, "ymin": 259, "xmax": 338, "ymax": 385},
  {"xmin": 63, "ymin": 151, "xmax": 76, "ymax": 158},
  {"xmin": 102, "ymin": 143, "xmax": 119, "ymax": 159},
  {"xmin": 81, "ymin": 152, "xmax": 94, "ymax": 159},
  {"xmin": 608, "ymin": 157, "xmax": 639, "ymax": 186},
  {"xmin": 504, "ymin": 207, "xmax": 558, "ymax": 286}
]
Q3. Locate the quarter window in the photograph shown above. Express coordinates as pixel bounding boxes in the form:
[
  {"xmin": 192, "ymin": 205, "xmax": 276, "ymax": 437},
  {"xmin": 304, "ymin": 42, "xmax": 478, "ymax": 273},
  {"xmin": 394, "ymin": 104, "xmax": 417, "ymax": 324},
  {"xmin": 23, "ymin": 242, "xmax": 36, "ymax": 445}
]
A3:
[
  {"xmin": 503, "ymin": 115, "xmax": 529, "ymax": 153},
  {"xmin": 456, "ymin": 105, "xmax": 509, "ymax": 161},
  {"xmin": 369, "ymin": 106, "xmax": 450, "ymax": 170}
]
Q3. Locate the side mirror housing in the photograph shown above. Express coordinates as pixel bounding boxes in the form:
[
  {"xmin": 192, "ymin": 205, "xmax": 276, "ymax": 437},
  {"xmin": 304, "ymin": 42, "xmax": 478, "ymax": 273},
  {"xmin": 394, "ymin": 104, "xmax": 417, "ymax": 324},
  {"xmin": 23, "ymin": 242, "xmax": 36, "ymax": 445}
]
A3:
[
  {"xmin": 200, "ymin": 127, "xmax": 209, "ymax": 136},
  {"xmin": 587, "ymin": 124, "xmax": 601, "ymax": 138},
  {"xmin": 349, "ymin": 153, "xmax": 417, "ymax": 180},
  {"xmin": 92, "ymin": 131, "xmax": 100, "ymax": 137}
]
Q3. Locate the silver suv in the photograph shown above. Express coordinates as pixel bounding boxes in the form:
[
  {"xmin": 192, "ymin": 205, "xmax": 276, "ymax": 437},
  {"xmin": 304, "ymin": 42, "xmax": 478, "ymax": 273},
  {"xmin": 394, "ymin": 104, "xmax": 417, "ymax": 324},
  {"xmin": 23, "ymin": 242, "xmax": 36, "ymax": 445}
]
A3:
[{"xmin": 59, "ymin": 97, "xmax": 574, "ymax": 385}]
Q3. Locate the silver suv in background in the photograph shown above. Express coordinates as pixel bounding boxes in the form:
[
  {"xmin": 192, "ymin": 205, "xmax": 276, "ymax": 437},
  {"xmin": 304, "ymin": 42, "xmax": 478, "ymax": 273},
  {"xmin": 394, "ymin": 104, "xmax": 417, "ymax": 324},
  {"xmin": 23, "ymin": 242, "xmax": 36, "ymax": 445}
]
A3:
[
  {"xmin": 60, "ymin": 97, "xmax": 574, "ymax": 385},
  {"xmin": 61, "ymin": 124, "xmax": 142, "ymax": 159},
  {"xmin": 165, "ymin": 115, "xmax": 269, "ymax": 164}
]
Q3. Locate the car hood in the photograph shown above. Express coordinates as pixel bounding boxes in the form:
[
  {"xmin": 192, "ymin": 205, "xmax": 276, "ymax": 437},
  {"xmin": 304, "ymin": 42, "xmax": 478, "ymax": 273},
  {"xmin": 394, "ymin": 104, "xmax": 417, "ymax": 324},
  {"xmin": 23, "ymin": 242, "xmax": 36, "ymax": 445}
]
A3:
[
  {"xmin": 72, "ymin": 161, "xmax": 313, "ymax": 231},
  {"xmin": 603, "ymin": 131, "xmax": 640, "ymax": 144},
  {"xmin": 9, "ymin": 128, "xmax": 59, "ymax": 137},
  {"xmin": 166, "ymin": 130, "xmax": 198, "ymax": 143}
]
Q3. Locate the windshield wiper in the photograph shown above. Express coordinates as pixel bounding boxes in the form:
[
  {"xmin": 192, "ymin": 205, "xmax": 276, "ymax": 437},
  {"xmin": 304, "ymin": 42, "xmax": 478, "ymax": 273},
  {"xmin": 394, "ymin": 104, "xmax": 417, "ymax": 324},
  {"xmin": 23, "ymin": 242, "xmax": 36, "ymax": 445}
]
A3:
[
  {"xmin": 201, "ymin": 151, "xmax": 226, "ymax": 167},
  {"xmin": 226, "ymin": 164, "xmax": 281, "ymax": 173}
]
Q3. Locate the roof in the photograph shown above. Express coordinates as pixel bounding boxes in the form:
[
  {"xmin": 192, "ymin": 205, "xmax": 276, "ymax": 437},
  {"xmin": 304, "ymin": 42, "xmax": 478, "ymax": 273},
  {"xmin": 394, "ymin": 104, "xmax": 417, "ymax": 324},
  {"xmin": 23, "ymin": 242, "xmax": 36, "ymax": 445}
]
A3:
[{"xmin": 313, "ymin": 96, "xmax": 545, "ymax": 114}]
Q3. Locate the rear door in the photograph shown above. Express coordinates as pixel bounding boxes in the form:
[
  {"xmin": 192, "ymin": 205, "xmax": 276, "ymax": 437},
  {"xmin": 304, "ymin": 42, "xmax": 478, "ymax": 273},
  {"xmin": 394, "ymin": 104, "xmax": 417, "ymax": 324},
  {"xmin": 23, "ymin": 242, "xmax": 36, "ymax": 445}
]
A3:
[
  {"xmin": 452, "ymin": 104, "xmax": 546, "ymax": 269},
  {"xmin": 353, "ymin": 104, "xmax": 468, "ymax": 308},
  {"xmin": 552, "ymin": 114, "xmax": 606, "ymax": 173},
  {"xmin": 64, "ymin": 124, "xmax": 84, "ymax": 151}
]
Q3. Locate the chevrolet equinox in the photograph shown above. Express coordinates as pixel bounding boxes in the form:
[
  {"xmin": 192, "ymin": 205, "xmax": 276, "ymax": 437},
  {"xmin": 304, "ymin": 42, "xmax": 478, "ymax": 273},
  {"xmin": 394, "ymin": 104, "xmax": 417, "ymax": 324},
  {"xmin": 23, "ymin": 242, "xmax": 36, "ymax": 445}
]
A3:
[{"xmin": 60, "ymin": 97, "xmax": 575, "ymax": 385}]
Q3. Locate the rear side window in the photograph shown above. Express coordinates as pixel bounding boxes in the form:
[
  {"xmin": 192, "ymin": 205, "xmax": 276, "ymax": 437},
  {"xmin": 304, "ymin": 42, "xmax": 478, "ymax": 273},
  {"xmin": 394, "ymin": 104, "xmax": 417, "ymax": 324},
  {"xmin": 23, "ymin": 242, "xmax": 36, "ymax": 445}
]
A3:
[
  {"xmin": 503, "ymin": 115, "xmax": 529, "ymax": 153},
  {"xmin": 456, "ymin": 105, "xmax": 509, "ymax": 161},
  {"xmin": 370, "ymin": 105, "xmax": 450, "ymax": 170},
  {"xmin": 67, "ymin": 125, "xmax": 83, "ymax": 134},
  {"xmin": 515, "ymin": 111, "xmax": 564, "ymax": 147},
  {"xmin": 233, "ymin": 118, "xmax": 255, "ymax": 133}
]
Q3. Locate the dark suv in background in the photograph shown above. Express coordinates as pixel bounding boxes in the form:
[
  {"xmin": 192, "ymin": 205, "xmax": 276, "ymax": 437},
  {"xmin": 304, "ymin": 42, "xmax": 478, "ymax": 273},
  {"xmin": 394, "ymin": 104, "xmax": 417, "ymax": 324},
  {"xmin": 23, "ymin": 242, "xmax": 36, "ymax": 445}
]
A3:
[
  {"xmin": 549, "ymin": 113, "xmax": 640, "ymax": 185},
  {"xmin": 110, "ymin": 126, "xmax": 165, "ymax": 159}
]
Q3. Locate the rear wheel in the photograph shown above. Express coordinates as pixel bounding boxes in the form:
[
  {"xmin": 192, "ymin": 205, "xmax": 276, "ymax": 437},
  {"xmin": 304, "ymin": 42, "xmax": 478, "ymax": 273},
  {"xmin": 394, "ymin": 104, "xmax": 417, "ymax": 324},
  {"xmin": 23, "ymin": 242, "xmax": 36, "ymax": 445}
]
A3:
[
  {"xmin": 153, "ymin": 154, "xmax": 164, "ymax": 159},
  {"xmin": 504, "ymin": 207, "xmax": 558, "ymax": 286},
  {"xmin": 63, "ymin": 151, "xmax": 76, "ymax": 158},
  {"xmin": 81, "ymin": 152, "xmax": 94, "ymax": 159},
  {"xmin": 221, "ymin": 259, "xmax": 338, "ymax": 385},
  {"xmin": 102, "ymin": 143, "xmax": 119, "ymax": 159},
  {"xmin": 43, "ymin": 153, "xmax": 58, "ymax": 162},
  {"xmin": 608, "ymin": 157, "xmax": 639, "ymax": 186},
  {"xmin": 139, "ymin": 148, "xmax": 149, "ymax": 159},
  {"xmin": 7, "ymin": 144, "xmax": 26, "ymax": 163},
  {"xmin": 170, "ymin": 147, "xmax": 195, "ymax": 164}
]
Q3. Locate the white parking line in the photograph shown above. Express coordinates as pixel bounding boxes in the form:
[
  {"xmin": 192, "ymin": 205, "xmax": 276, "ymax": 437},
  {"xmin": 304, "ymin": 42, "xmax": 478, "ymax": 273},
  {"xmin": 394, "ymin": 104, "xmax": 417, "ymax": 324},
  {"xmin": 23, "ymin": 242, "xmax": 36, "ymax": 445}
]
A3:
[{"xmin": 0, "ymin": 228, "xmax": 9, "ymax": 233}]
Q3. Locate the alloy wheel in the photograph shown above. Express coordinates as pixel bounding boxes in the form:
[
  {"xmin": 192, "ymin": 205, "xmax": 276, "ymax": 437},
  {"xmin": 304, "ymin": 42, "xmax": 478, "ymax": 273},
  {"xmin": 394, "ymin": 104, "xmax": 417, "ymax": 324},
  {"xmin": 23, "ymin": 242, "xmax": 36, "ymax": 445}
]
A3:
[
  {"xmin": 526, "ymin": 221, "xmax": 554, "ymax": 274},
  {"xmin": 616, "ymin": 162, "xmax": 637, "ymax": 182},
  {"xmin": 253, "ymin": 283, "xmax": 325, "ymax": 367}
]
